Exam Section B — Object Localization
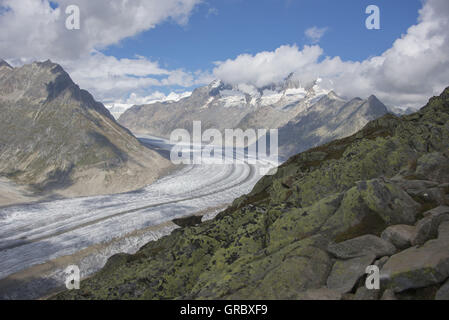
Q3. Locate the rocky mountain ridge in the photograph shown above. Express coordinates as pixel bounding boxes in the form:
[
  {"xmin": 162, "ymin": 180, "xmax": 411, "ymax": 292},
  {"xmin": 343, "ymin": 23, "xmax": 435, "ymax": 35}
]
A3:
[
  {"xmin": 0, "ymin": 60, "xmax": 171, "ymax": 205},
  {"xmin": 0, "ymin": 59, "xmax": 12, "ymax": 68}
]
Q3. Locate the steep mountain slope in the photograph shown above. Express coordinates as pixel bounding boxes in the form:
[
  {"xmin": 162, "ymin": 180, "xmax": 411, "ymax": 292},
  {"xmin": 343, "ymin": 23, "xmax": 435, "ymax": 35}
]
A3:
[
  {"xmin": 0, "ymin": 59, "xmax": 13, "ymax": 83},
  {"xmin": 56, "ymin": 87, "xmax": 449, "ymax": 300},
  {"xmin": 0, "ymin": 59, "xmax": 11, "ymax": 67},
  {"xmin": 0, "ymin": 60, "xmax": 171, "ymax": 203},
  {"xmin": 278, "ymin": 94, "xmax": 389, "ymax": 157}
]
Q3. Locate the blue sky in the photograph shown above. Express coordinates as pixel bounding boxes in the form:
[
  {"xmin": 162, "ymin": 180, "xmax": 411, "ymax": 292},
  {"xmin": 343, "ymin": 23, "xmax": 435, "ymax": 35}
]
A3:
[{"xmin": 103, "ymin": 0, "xmax": 422, "ymax": 72}]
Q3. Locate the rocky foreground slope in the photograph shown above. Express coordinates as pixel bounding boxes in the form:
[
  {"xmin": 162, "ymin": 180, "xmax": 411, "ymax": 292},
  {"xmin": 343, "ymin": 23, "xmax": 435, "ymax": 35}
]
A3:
[
  {"xmin": 0, "ymin": 60, "xmax": 171, "ymax": 204},
  {"xmin": 56, "ymin": 87, "xmax": 449, "ymax": 300}
]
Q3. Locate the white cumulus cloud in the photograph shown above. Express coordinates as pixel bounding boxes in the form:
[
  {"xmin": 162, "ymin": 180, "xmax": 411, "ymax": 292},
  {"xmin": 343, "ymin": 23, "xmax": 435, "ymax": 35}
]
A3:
[
  {"xmin": 0, "ymin": 0, "xmax": 202, "ymax": 60},
  {"xmin": 61, "ymin": 52, "xmax": 212, "ymax": 102},
  {"xmin": 305, "ymin": 26, "xmax": 328, "ymax": 43},
  {"xmin": 213, "ymin": 45, "xmax": 323, "ymax": 88}
]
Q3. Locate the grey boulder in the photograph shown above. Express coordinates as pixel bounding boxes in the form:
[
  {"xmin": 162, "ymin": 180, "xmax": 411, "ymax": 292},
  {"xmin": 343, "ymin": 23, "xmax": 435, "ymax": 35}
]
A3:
[
  {"xmin": 327, "ymin": 253, "xmax": 376, "ymax": 294},
  {"xmin": 328, "ymin": 235, "xmax": 397, "ymax": 259},
  {"xmin": 381, "ymin": 225, "xmax": 416, "ymax": 250},
  {"xmin": 381, "ymin": 221, "xmax": 449, "ymax": 292},
  {"xmin": 412, "ymin": 206, "xmax": 449, "ymax": 246}
]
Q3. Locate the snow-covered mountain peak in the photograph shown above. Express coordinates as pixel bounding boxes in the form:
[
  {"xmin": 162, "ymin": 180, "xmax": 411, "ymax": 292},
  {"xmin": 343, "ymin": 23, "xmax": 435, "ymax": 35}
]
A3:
[
  {"xmin": 208, "ymin": 79, "xmax": 223, "ymax": 89},
  {"xmin": 206, "ymin": 75, "xmax": 332, "ymax": 109},
  {"xmin": 326, "ymin": 90, "xmax": 344, "ymax": 101}
]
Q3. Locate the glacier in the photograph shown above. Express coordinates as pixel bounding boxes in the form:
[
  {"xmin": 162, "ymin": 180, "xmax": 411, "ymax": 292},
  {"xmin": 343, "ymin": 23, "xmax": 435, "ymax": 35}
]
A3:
[{"xmin": 0, "ymin": 136, "xmax": 268, "ymax": 299}]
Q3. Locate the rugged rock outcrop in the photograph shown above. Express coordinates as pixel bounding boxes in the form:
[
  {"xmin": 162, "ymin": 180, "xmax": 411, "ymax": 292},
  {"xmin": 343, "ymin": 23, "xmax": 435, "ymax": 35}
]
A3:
[
  {"xmin": 55, "ymin": 87, "xmax": 449, "ymax": 300},
  {"xmin": 0, "ymin": 60, "xmax": 171, "ymax": 204}
]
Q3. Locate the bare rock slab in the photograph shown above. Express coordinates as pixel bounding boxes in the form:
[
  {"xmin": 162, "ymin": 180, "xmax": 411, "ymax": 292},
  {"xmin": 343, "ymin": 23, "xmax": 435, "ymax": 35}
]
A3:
[
  {"xmin": 327, "ymin": 253, "xmax": 376, "ymax": 294},
  {"xmin": 382, "ymin": 221, "xmax": 449, "ymax": 292},
  {"xmin": 381, "ymin": 225, "xmax": 416, "ymax": 250},
  {"xmin": 328, "ymin": 235, "xmax": 397, "ymax": 259}
]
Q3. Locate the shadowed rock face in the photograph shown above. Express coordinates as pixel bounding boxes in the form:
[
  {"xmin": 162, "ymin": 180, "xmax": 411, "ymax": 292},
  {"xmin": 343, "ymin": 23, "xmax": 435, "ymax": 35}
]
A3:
[
  {"xmin": 278, "ymin": 94, "xmax": 389, "ymax": 158},
  {"xmin": 0, "ymin": 60, "xmax": 170, "ymax": 202},
  {"xmin": 53, "ymin": 86, "xmax": 449, "ymax": 300},
  {"xmin": 0, "ymin": 59, "xmax": 12, "ymax": 69}
]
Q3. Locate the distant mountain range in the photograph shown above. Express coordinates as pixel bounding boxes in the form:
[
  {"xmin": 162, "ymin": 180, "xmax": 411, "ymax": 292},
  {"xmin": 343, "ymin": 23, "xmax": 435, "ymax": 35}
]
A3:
[
  {"xmin": 118, "ymin": 76, "xmax": 327, "ymax": 137},
  {"xmin": 119, "ymin": 75, "xmax": 391, "ymax": 158},
  {"xmin": 106, "ymin": 91, "xmax": 193, "ymax": 119},
  {"xmin": 0, "ymin": 59, "xmax": 171, "ymax": 205}
]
